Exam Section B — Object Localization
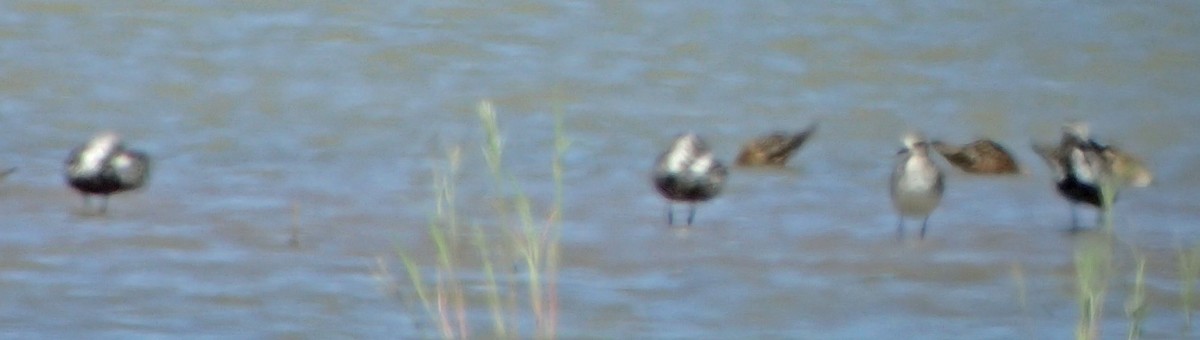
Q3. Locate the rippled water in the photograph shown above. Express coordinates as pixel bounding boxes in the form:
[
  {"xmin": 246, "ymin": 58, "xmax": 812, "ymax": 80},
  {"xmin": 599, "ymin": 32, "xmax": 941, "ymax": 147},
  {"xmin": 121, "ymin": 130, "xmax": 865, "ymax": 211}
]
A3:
[{"xmin": 2, "ymin": 1, "xmax": 1199, "ymax": 338}]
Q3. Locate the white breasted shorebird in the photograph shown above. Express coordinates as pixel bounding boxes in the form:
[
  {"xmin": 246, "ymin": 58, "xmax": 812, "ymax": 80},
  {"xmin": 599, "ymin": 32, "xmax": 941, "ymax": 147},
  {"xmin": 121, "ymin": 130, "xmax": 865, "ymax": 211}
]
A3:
[
  {"xmin": 1033, "ymin": 121, "xmax": 1152, "ymax": 230},
  {"xmin": 652, "ymin": 133, "xmax": 728, "ymax": 226},
  {"xmin": 735, "ymin": 122, "xmax": 818, "ymax": 167},
  {"xmin": 890, "ymin": 132, "xmax": 945, "ymax": 239},
  {"xmin": 931, "ymin": 139, "xmax": 1022, "ymax": 175},
  {"xmin": 65, "ymin": 132, "xmax": 150, "ymax": 214}
]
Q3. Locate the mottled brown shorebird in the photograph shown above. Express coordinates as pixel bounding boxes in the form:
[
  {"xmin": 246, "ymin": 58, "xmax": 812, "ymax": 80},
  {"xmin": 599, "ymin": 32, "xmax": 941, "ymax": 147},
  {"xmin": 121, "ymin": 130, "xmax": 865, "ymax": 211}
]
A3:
[
  {"xmin": 890, "ymin": 132, "xmax": 945, "ymax": 239},
  {"xmin": 735, "ymin": 123, "xmax": 818, "ymax": 167},
  {"xmin": 1103, "ymin": 146, "xmax": 1153, "ymax": 188},
  {"xmin": 1033, "ymin": 121, "xmax": 1151, "ymax": 229},
  {"xmin": 652, "ymin": 133, "xmax": 728, "ymax": 226},
  {"xmin": 65, "ymin": 132, "xmax": 150, "ymax": 214},
  {"xmin": 931, "ymin": 139, "xmax": 1022, "ymax": 174}
]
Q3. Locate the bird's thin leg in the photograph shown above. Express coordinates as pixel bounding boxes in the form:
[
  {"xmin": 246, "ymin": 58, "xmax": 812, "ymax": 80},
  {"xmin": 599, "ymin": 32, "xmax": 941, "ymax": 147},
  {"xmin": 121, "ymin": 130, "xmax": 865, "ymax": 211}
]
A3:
[
  {"xmin": 99, "ymin": 195, "xmax": 110, "ymax": 214},
  {"xmin": 896, "ymin": 216, "xmax": 905, "ymax": 240},
  {"xmin": 81, "ymin": 194, "xmax": 91, "ymax": 211},
  {"xmin": 919, "ymin": 216, "xmax": 930, "ymax": 239},
  {"xmin": 666, "ymin": 204, "xmax": 674, "ymax": 226},
  {"xmin": 686, "ymin": 204, "xmax": 697, "ymax": 226},
  {"xmin": 1069, "ymin": 203, "xmax": 1081, "ymax": 231}
]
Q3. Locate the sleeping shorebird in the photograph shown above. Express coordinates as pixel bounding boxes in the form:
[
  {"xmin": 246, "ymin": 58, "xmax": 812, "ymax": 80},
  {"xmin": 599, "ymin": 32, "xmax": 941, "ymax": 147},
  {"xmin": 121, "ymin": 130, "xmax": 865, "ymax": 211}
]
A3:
[
  {"xmin": 735, "ymin": 122, "xmax": 818, "ymax": 167},
  {"xmin": 1103, "ymin": 146, "xmax": 1153, "ymax": 188},
  {"xmin": 890, "ymin": 132, "xmax": 945, "ymax": 239},
  {"xmin": 1033, "ymin": 121, "xmax": 1151, "ymax": 230},
  {"xmin": 65, "ymin": 132, "xmax": 150, "ymax": 214},
  {"xmin": 930, "ymin": 139, "xmax": 1022, "ymax": 174},
  {"xmin": 652, "ymin": 133, "xmax": 728, "ymax": 226}
]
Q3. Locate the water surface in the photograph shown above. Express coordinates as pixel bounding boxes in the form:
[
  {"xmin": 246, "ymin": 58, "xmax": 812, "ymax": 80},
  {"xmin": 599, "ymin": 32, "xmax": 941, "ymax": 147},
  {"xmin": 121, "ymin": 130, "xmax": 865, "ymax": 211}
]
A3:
[{"xmin": 1, "ymin": 1, "xmax": 1199, "ymax": 338}]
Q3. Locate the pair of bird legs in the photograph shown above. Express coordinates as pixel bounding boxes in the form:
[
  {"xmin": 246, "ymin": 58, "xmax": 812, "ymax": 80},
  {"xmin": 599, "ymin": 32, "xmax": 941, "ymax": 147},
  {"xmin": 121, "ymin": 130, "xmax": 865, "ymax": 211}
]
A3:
[
  {"xmin": 666, "ymin": 204, "xmax": 698, "ymax": 226},
  {"xmin": 1068, "ymin": 203, "xmax": 1109, "ymax": 233},
  {"xmin": 896, "ymin": 217, "xmax": 930, "ymax": 240},
  {"xmin": 79, "ymin": 194, "xmax": 113, "ymax": 215}
]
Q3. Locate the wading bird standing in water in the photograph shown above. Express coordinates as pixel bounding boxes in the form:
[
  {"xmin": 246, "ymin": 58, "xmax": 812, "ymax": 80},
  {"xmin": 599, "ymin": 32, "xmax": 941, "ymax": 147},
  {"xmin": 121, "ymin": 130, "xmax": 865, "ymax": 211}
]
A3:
[
  {"xmin": 65, "ymin": 132, "xmax": 150, "ymax": 214},
  {"xmin": 653, "ymin": 133, "xmax": 727, "ymax": 226},
  {"xmin": 1033, "ymin": 121, "xmax": 1152, "ymax": 230},
  {"xmin": 735, "ymin": 122, "xmax": 818, "ymax": 167},
  {"xmin": 930, "ymin": 139, "xmax": 1022, "ymax": 175},
  {"xmin": 890, "ymin": 132, "xmax": 945, "ymax": 239}
]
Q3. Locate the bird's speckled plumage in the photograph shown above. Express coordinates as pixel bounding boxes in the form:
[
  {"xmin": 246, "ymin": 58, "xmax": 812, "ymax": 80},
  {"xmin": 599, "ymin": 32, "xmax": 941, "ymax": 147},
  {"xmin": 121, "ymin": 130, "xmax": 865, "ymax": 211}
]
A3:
[
  {"xmin": 736, "ymin": 123, "xmax": 818, "ymax": 167},
  {"xmin": 931, "ymin": 139, "xmax": 1021, "ymax": 174},
  {"xmin": 653, "ymin": 133, "xmax": 727, "ymax": 226},
  {"xmin": 65, "ymin": 132, "xmax": 150, "ymax": 214},
  {"xmin": 1032, "ymin": 121, "xmax": 1151, "ymax": 229}
]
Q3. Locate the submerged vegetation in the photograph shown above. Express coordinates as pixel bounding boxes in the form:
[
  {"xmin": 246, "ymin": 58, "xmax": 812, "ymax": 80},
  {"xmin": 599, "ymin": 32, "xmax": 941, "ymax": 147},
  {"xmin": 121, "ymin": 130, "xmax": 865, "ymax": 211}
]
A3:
[
  {"xmin": 375, "ymin": 100, "xmax": 566, "ymax": 339},
  {"xmin": 1069, "ymin": 173, "xmax": 1198, "ymax": 340},
  {"xmin": 1179, "ymin": 244, "xmax": 1200, "ymax": 331},
  {"xmin": 1071, "ymin": 234, "xmax": 1200, "ymax": 340},
  {"xmin": 1073, "ymin": 232, "xmax": 1112, "ymax": 340},
  {"xmin": 1073, "ymin": 175, "xmax": 1116, "ymax": 340}
]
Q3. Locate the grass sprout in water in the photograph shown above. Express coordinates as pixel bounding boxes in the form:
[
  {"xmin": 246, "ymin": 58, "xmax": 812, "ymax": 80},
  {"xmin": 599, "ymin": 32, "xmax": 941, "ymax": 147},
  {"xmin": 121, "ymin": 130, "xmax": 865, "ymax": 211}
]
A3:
[
  {"xmin": 1178, "ymin": 245, "xmax": 1200, "ymax": 330},
  {"xmin": 1072, "ymin": 172, "xmax": 1118, "ymax": 340},
  {"xmin": 1125, "ymin": 253, "xmax": 1147, "ymax": 340},
  {"xmin": 1074, "ymin": 232, "xmax": 1113, "ymax": 340},
  {"xmin": 1072, "ymin": 153, "xmax": 1159, "ymax": 340},
  {"xmin": 376, "ymin": 100, "xmax": 566, "ymax": 339}
]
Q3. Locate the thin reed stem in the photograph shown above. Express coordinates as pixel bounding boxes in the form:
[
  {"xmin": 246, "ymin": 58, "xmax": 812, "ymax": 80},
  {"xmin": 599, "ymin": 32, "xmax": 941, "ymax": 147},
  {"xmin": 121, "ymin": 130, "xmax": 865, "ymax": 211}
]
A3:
[{"xmin": 387, "ymin": 99, "xmax": 564, "ymax": 339}]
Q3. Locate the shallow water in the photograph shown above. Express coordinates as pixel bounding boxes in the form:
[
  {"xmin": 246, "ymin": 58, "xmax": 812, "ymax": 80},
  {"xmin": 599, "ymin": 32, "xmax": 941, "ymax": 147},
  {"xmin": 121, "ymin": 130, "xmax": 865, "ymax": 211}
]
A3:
[{"xmin": 1, "ymin": 1, "xmax": 1199, "ymax": 338}]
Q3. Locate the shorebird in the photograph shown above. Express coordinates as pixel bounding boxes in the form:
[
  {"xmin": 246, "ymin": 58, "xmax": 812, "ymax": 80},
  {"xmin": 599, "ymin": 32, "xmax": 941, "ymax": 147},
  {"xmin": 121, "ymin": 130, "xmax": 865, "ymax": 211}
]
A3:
[
  {"xmin": 1033, "ymin": 121, "xmax": 1152, "ymax": 229},
  {"xmin": 890, "ymin": 132, "xmax": 945, "ymax": 239},
  {"xmin": 931, "ymin": 139, "xmax": 1022, "ymax": 174},
  {"xmin": 735, "ymin": 122, "xmax": 818, "ymax": 167},
  {"xmin": 1103, "ymin": 146, "xmax": 1153, "ymax": 188},
  {"xmin": 65, "ymin": 132, "xmax": 150, "ymax": 214},
  {"xmin": 652, "ymin": 133, "xmax": 728, "ymax": 226}
]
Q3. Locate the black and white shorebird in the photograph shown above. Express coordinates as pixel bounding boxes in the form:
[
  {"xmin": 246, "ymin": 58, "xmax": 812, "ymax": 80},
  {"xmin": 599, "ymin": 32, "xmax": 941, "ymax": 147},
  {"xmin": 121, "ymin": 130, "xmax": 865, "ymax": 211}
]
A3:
[
  {"xmin": 1033, "ymin": 121, "xmax": 1152, "ymax": 229},
  {"xmin": 65, "ymin": 132, "xmax": 150, "ymax": 214},
  {"xmin": 652, "ymin": 133, "xmax": 728, "ymax": 226},
  {"xmin": 735, "ymin": 122, "xmax": 818, "ymax": 167},
  {"xmin": 890, "ymin": 132, "xmax": 945, "ymax": 239}
]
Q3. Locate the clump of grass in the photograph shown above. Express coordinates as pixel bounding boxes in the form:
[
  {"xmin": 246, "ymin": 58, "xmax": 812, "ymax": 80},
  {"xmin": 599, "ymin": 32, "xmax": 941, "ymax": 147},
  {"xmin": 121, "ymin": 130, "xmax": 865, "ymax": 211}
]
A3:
[
  {"xmin": 1074, "ymin": 233, "xmax": 1114, "ymax": 340},
  {"xmin": 1125, "ymin": 253, "xmax": 1147, "ymax": 340},
  {"xmin": 1072, "ymin": 162, "xmax": 1122, "ymax": 340},
  {"xmin": 477, "ymin": 100, "xmax": 567, "ymax": 338},
  {"xmin": 377, "ymin": 100, "xmax": 566, "ymax": 339},
  {"xmin": 384, "ymin": 145, "xmax": 468, "ymax": 338},
  {"xmin": 1098, "ymin": 168, "xmax": 1118, "ymax": 234},
  {"xmin": 1179, "ymin": 244, "xmax": 1200, "ymax": 329}
]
